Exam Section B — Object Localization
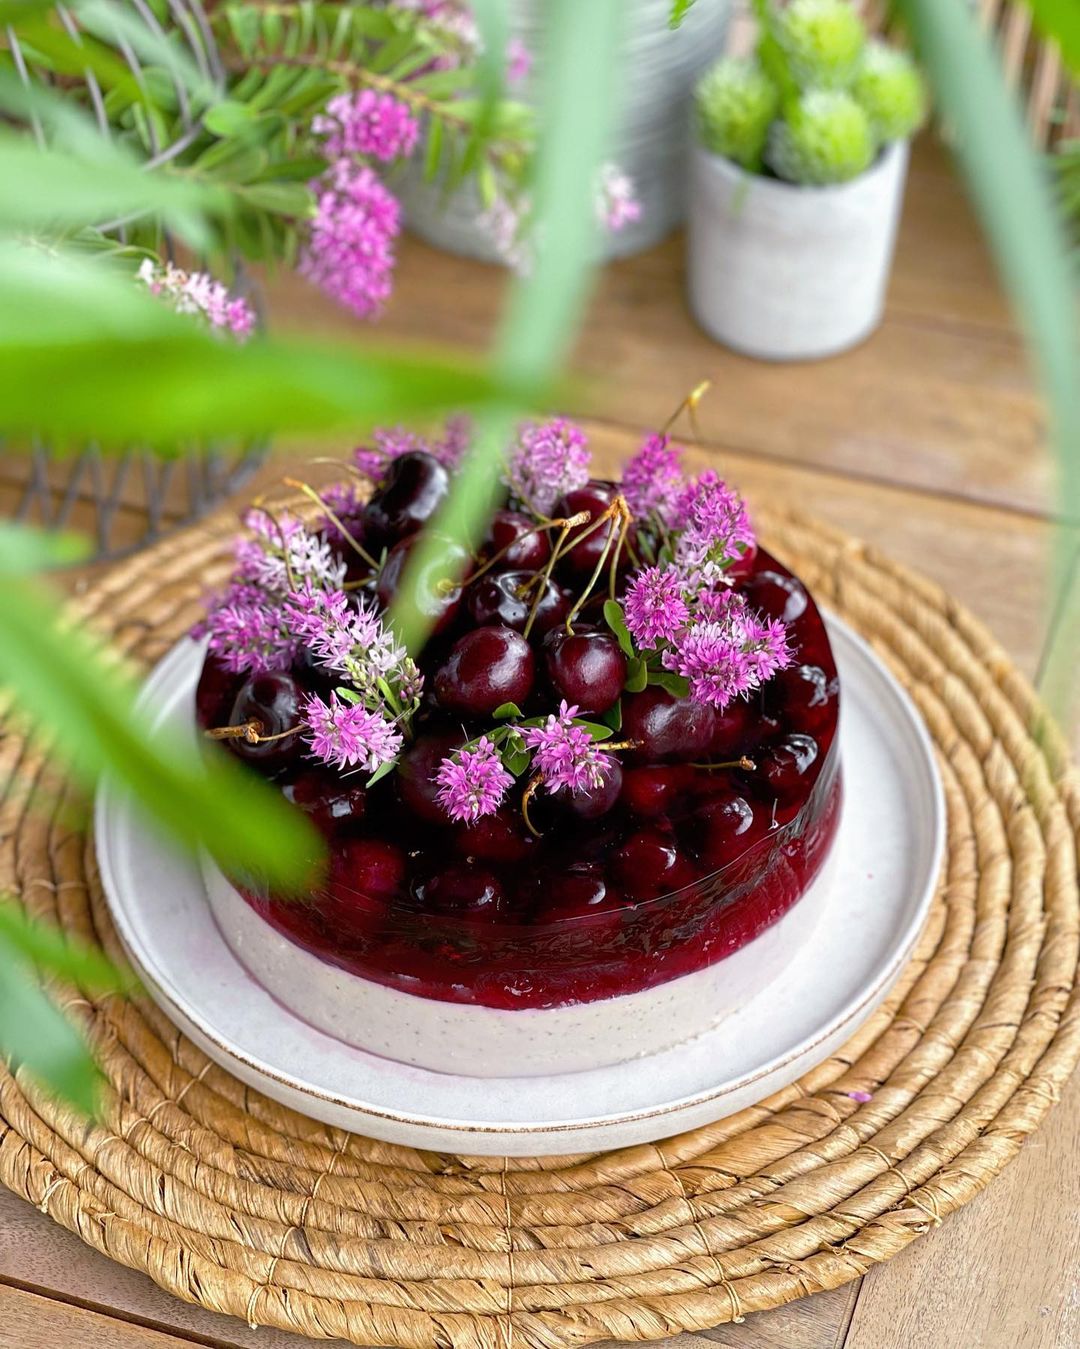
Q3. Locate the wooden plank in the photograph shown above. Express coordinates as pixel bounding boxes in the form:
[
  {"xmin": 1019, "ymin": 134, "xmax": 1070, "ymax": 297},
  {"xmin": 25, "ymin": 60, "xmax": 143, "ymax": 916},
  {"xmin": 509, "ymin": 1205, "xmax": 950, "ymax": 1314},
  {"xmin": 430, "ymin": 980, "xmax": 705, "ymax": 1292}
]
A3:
[
  {"xmin": 842, "ymin": 1065, "xmax": 1080, "ymax": 1349},
  {"xmin": 0, "ymin": 1282, "xmax": 201, "ymax": 1349}
]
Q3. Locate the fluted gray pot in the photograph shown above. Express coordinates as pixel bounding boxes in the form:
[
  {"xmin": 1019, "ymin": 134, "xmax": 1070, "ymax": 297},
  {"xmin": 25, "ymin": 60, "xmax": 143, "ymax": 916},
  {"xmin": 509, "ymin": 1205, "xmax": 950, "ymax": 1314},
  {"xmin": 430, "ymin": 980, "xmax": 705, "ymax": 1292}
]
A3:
[
  {"xmin": 398, "ymin": 0, "xmax": 732, "ymax": 263},
  {"xmin": 687, "ymin": 139, "xmax": 910, "ymax": 361}
]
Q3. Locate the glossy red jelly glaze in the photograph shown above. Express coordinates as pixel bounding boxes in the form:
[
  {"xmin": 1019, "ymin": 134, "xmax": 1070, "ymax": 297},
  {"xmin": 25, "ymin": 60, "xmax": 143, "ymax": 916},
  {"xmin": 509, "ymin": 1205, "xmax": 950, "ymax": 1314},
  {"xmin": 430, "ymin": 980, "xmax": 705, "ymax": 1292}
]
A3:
[{"xmin": 196, "ymin": 547, "xmax": 841, "ymax": 1010}]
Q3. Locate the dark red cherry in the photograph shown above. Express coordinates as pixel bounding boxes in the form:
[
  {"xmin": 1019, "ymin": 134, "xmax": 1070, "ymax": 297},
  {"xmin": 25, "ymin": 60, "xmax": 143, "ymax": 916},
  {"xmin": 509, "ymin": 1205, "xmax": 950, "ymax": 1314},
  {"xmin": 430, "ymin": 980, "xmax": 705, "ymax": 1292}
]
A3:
[
  {"xmin": 489, "ymin": 509, "xmax": 551, "ymax": 571},
  {"xmin": 452, "ymin": 809, "xmax": 534, "ymax": 863},
  {"xmin": 565, "ymin": 762, "xmax": 624, "ymax": 820},
  {"xmin": 376, "ymin": 532, "xmax": 469, "ymax": 635},
  {"xmin": 227, "ymin": 672, "xmax": 303, "ymax": 772},
  {"xmin": 435, "ymin": 625, "xmax": 536, "ymax": 717},
  {"xmin": 707, "ymin": 699, "xmax": 757, "ymax": 758},
  {"xmin": 467, "ymin": 570, "xmax": 570, "ymax": 635},
  {"xmin": 742, "ymin": 569, "xmax": 808, "ymax": 624},
  {"xmin": 397, "ymin": 731, "xmax": 464, "ymax": 824},
  {"xmin": 195, "ymin": 654, "xmax": 240, "ymax": 730},
  {"xmin": 417, "ymin": 865, "xmax": 508, "ymax": 920},
  {"xmin": 285, "ymin": 771, "xmax": 366, "ymax": 835},
  {"xmin": 757, "ymin": 733, "xmax": 819, "ymax": 801},
  {"xmin": 536, "ymin": 866, "xmax": 625, "ymax": 928},
  {"xmin": 692, "ymin": 793, "xmax": 760, "ymax": 872},
  {"xmin": 613, "ymin": 828, "xmax": 693, "ymax": 901},
  {"xmin": 362, "ymin": 450, "xmax": 449, "ymax": 549},
  {"xmin": 325, "ymin": 837, "xmax": 405, "ymax": 929},
  {"xmin": 554, "ymin": 481, "xmax": 624, "ymax": 579},
  {"xmin": 543, "ymin": 628, "xmax": 627, "ymax": 714},
  {"xmin": 623, "ymin": 686, "xmax": 716, "ymax": 762},
  {"xmin": 620, "ymin": 764, "xmax": 693, "ymax": 817},
  {"xmin": 769, "ymin": 664, "xmax": 837, "ymax": 735}
]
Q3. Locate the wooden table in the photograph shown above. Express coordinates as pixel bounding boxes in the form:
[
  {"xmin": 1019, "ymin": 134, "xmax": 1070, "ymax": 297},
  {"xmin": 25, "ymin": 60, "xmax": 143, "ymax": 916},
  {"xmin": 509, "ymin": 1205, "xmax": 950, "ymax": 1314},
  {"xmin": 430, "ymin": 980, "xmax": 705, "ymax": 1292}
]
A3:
[{"xmin": 2, "ymin": 135, "xmax": 1077, "ymax": 1349}]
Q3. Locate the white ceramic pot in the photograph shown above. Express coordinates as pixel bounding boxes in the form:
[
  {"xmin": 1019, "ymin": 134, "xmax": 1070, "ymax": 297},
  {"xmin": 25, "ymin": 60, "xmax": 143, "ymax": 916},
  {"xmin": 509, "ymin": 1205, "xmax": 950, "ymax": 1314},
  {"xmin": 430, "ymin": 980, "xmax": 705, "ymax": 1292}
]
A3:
[
  {"xmin": 686, "ymin": 139, "xmax": 910, "ymax": 360},
  {"xmin": 399, "ymin": 0, "xmax": 732, "ymax": 263}
]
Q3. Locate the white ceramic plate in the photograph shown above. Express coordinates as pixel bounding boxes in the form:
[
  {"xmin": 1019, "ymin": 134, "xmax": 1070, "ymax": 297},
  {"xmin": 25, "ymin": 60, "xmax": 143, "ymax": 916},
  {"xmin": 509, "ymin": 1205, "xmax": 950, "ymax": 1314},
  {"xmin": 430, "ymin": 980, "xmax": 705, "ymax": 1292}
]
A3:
[{"xmin": 95, "ymin": 616, "xmax": 944, "ymax": 1155}]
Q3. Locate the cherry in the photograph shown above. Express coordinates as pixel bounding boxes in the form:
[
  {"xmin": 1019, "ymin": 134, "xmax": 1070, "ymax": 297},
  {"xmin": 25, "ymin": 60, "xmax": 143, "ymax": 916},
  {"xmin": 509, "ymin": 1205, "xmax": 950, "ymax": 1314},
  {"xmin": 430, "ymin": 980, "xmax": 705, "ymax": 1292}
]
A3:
[
  {"xmin": 416, "ymin": 865, "xmax": 508, "ymax": 920},
  {"xmin": 757, "ymin": 733, "xmax": 820, "ymax": 801},
  {"xmin": 742, "ymin": 569, "xmax": 808, "ymax": 624},
  {"xmin": 227, "ymin": 673, "xmax": 303, "ymax": 773},
  {"xmin": 565, "ymin": 762, "xmax": 624, "ymax": 820},
  {"xmin": 195, "ymin": 654, "xmax": 239, "ymax": 731},
  {"xmin": 324, "ymin": 837, "xmax": 405, "ymax": 929},
  {"xmin": 285, "ymin": 771, "xmax": 366, "ymax": 835},
  {"xmin": 620, "ymin": 764, "xmax": 693, "ymax": 818},
  {"xmin": 362, "ymin": 451, "xmax": 449, "ymax": 549},
  {"xmin": 488, "ymin": 509, "xmax": 551, "ymax": 571},
  {"xmin": 623, "ymin": 686, "xmax": 716, "ymax": 762},
  {"xmin": 554, "ymin": 481, "xmax": 629, "ymax": 579},
  {"xmin": 536, "ymin": 866, "xmax": 625, "ymax": 929},
  {"xmin": 452, "ymin": 809, "xmax": 534, "ymax": 863},
  {"xmin": 707, "ymin": 699, "xmax": 757, "ymax": 759},
  {"xmin": 691, "ymin": 793, "xmax": 761, "ymax": 872},
  {"xmin": 376, "ymin": 532, "xmax": 469, "ymax": 635},
  {"xmin": 543, "ymin": 628, "xmax": 627, "ymax": 714},
  {"xmin": 467, "ymin": 570, "xmax": 570, "ymax": 636},
  {"xmin": 613, "ymin": 828, "xmax": 694, "ymax": 901},
  {"xmin": 435, "ymin": 625, "xmax": 536, "ymax": 717},
  {"xmin": 769, "ymin": 664, "xmax": 837, "ymax": 736},
  {"xmin": 396, "ymin": 731, "xmax": 464, "ymax": 824}
]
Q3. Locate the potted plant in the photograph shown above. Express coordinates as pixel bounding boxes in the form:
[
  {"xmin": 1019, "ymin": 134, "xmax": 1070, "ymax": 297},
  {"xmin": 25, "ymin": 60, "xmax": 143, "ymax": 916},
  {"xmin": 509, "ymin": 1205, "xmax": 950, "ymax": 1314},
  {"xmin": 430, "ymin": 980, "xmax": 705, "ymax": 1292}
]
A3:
[{"xmin": 687, "ymin": 0, "xmax": 927, "ymax": 360}]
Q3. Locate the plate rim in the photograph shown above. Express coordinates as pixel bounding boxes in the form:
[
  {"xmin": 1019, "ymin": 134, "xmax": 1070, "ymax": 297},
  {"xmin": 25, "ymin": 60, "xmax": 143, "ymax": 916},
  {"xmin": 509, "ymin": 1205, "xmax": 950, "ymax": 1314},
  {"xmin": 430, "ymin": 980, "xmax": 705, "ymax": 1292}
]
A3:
[{"xmin": 95, "ymin": 612, "xmax": 945, "ymax": 1138}]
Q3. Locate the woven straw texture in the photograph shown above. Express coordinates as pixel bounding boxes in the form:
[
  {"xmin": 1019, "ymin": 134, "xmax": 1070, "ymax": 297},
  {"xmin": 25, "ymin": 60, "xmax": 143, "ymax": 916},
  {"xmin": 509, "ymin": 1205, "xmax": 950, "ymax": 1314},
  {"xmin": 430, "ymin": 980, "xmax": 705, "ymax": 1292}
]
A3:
[{"xmin": 0, "ymin": 505, "xmax": 1078, "ymax": 1347}]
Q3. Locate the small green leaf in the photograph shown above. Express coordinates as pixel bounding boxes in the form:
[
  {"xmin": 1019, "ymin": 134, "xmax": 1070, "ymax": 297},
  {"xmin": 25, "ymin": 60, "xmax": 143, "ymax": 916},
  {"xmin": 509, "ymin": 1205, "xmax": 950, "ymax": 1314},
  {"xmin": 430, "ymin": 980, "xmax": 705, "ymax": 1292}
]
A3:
[
  {"xmin": 648, "ymin": 670, "xmax": 690, "ymax": 697},
  {"xmin": 0, "ymin": 524, "xmax": 91, "ymax": 573},
  {"xmin": 603, "ymin": 599, "xmax": 634, "ymax": 657},
  {"xmin": 236, "ymin": 181, "xmax": 312, "ymax": 216},
  {"xmin": 669, "ymin": 0, "xmax": 697, "ymax": 29},
  {"xmin": 204, "ymin": 99, "xmax": 260, "ymax": 137},
  {"xmin": 366, "ymin": 760, "xmax": 396, "ymax": 787},
  {"xmin": 625, "ymin": 657, "xmax": 648, "ymax": 693},
  {"xmin": 502, "ymin": 743, "xmax": 531, "ymax": 776},
  {"xmin": 493, "ymin": 702, "xmax": 523, "ymax": 720},
  {"xmin": 576, "ymin": 720, "xmax": 615, "ymax": 741},
  {"xmin": 600, "ymin": 700, "xmax": 623, "ymax": 732}
]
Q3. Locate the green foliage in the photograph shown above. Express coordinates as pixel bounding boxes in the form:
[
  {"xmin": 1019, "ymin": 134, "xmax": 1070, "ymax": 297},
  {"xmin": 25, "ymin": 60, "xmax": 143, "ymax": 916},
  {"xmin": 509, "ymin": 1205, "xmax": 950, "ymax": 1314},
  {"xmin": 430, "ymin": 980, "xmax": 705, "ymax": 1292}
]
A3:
[
  {"xmin": 851, "ymin": 41, "xmax": 927, "ymax": 144},
  {"xmin": 695, "ymin": 57, "xmax": 780, "ymax": 171},
  {"xmin": 1026, "ymin": 0, "xmax": 1080, "ymax": 77},
  {"xmin": 696, "ymin": 1, "xmax": 924, "ymax": 185},
  {"xmin": 767, "ymin": 88, "xmax": 875, "ymax": 185},
  {"xmin": 669, "ymin": 0, "xmax": 697, "ymax": 29},
  {"xmin": 774, "ymin": 0, "xmax": 864, "ymax": 89}
]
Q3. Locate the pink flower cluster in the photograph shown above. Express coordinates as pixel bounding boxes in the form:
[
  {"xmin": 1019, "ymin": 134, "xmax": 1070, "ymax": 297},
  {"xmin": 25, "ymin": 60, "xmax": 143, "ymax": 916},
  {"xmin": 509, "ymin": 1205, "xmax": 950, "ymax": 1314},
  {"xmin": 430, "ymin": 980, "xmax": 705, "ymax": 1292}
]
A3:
[
  {"xmin": 300, "ymin": 160, "xmax": 402, "ymax": 319},
  {"xmin": 621, "ymin": 434, "xmax": 686, "ymax": 526},
  {"xmin": 313, "ymin": 89, "xmax": 419, "ymax": 162},
  {"xmin": 595, "ymin": 163, "xmax": 642, "ymax": 234},
  {"xmin": 507, "ymin": 418, "xmax": 591, "ymax": 516},
  {"xmin": 672, "ymin": 470, "xmax": 756, "ymax": 577},
  {"xmin": 435, "ymin": 736, "xmax": 514, "ymax": 823},
  {"xmin": 137, "ymin": 259, "xmax": 255, "ymax": 340},
  {"xmin": 354, "ymin": 415, "xmax": 473, "ymax": 479},
  {"xmin": 303, "ymin": 691, "xmax": 403, "ymax": 772},
  {"xmin": 521, "ymin": 702, "xmax": 614, "ymax": 795}
]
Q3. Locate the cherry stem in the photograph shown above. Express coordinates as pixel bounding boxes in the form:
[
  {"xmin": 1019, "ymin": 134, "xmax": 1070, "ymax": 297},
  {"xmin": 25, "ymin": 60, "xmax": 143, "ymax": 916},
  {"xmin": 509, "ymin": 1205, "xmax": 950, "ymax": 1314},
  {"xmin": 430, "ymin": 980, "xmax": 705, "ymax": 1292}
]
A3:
[
  {"xmin": 520, "ymin": 773, "xmax": 544, "ymax": 837},
  {"xmin": 661, "ymin": 378, "xmax": 712, "ymax": 441},
  {"xmin": 689, "ymin": 755, "xmax": 757, "ymax": 772},
  {"xmin": 284, "ymin": 477, "xmax": 381, "ymax": 571},
  {"xmin": 463, "ymin": 514, "xmax": 579, "ymax": 589},
  {"xmin": 563, "ymin": 495, "xmax": 632, "ymax": 634},
  {"xmin": 205, "ymin": 721, "xmax": 303, "ymax": 746},
  {"xmin": 521, "ymin": 511, "xmax": 590, "ymax": 639}
]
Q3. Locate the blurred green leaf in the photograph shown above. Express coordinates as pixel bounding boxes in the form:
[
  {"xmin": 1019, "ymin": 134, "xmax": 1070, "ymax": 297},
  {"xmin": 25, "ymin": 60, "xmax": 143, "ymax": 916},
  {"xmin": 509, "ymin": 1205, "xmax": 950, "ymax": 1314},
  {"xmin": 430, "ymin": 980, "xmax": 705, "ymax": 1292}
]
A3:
[
  {"xmin": 0, "ymin": 523, "xmax": 91, "ymax": 572},
  {"xmin": 77, "ymin": 0, "xmax": 219, "ymax": 107},
  {"xmin": 1027, "ymin": 1, "xmax": 1080, "ymax": 76},
  {"xmin": 669, "ymin": 0, "xmax": 697, "ymax": 29},
  {"xmin": 898, "ymin": 0, "xmax": 1080, "ymax": 725},
  {"xmin": 0, "ymin": 132, "xmax": 224, "ymax": 245},
  {"xmin": 0, "ymin": 933, "xmax": 101, "ymax": 1115},
  {"xmin": 0, "ymin": 900, "xmax": 135, "ymax": 994},
  {"xmin": 204, "ymin": 99, "xmax": 260, "ymax": 136},
  {"xmin": 0, "ymin": 570, "xmax": 322, "ymax": 890}
]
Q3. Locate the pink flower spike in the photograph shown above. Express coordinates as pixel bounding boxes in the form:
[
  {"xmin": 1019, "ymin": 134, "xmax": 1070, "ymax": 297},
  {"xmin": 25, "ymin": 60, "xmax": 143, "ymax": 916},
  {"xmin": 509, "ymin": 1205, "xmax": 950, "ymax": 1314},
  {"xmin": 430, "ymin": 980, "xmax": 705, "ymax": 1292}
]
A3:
[
  {"xmin": 622, "ymin": 433, "xmax": 686, "ymax": 525},
  {"xmin": 596, "ymin": 162, "xmax": 642, "ymax": 233},
  {"xmin": 507, "ymin": 36, "xmax": 532, "ymax": 84},
  {"xmin": 299, "ymin": 162, "xmax": 401, "ymax": 320},
  {"xmin": 436, "ymin": 737, "xmax": 514, "ymax": 823},
  {"xmin": 521, "ymin": 701, "xmax": 614, "ymax": 795},
  {"xmin": 507, "ymin": 418, "xmax": 591, "ymax": 516},
  {"xmin": 672, "ymin": 469, "xmax": 756, "ymax": 575},
  {"xmin": 664, "ymin": 590, "xmax": 791, "ymax": 709},
  {"xmin": 313, "ymin": 90, "xmax": 420, "ymax": 162},
  {"xmin": 302, "ymin": 692, "xmax": 403, "ymax": 773},
  {"xmin": 624, "ymin": 566, "xmax": 689, "ymax": 649}
]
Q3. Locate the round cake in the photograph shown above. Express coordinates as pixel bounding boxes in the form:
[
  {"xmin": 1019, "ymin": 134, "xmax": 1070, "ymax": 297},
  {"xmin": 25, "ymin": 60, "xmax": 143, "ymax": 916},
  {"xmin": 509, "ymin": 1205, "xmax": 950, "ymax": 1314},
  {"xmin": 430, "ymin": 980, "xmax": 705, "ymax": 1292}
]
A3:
[{"xmin": 193, "ymin": 416, "xmax": 841, "ymax": 1075}]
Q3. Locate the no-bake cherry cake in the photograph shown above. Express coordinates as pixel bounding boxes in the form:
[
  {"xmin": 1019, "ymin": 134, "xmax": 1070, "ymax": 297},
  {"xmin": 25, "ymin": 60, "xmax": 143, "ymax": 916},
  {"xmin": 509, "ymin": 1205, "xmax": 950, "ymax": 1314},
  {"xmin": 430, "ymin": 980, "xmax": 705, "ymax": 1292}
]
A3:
[{"xmin": 193, "ymin": 412, "xmax": 841, "ymax": 1076}]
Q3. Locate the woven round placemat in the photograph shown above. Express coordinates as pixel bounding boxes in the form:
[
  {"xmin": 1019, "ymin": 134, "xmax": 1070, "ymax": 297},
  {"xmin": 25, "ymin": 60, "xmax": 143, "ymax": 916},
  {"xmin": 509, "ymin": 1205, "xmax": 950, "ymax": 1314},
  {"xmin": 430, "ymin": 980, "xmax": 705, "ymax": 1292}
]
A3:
[{"xmin": 0, "ymin": 505, "xmax": 1078, "ymax": 1347}]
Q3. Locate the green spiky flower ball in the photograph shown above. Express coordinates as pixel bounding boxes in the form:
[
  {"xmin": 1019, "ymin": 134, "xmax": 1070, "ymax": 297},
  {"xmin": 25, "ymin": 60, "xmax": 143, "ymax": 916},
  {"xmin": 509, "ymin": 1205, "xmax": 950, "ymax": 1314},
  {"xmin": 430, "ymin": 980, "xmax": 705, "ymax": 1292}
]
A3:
[
  {"xmin": 766, "ymin": 89, "xmax": 876, "ymax": 185},
  {"xmin": 695, "ymin": 57, "xmax": 781, "ymax": 171},
  {"xmin": 852, "ymin": 41, "xmax": 927, "ymax": 142},
  {"xmin": 775, "ymin": 0, "xmax": 865, "ymax": 89}
]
